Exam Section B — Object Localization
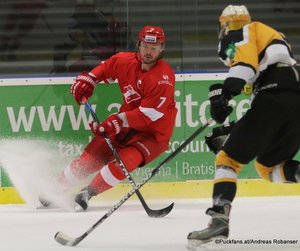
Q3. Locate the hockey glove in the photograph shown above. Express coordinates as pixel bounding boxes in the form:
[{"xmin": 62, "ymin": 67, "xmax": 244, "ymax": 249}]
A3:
[
  {"xmin": 71, "ymin": 72, "xmax": 97, "ymax": 105},
  {"xmin": 205, "ymin": 121, "xmax": 235, "ymax": 154},
  {"xmin": 92, "ymin": 114, "xmax": 123, "ymax": 138},
  {"xmin": 208, "ymin": 83, "xmax": 233, "ymax": 124}
]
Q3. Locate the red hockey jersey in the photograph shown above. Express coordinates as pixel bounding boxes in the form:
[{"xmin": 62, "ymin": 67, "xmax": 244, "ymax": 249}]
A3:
[{"xmin": 91, "ymin": 52, "xmax": 177, "ymax": 142}]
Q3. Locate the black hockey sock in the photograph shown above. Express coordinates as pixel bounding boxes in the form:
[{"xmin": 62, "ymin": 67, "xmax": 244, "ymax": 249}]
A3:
[
  {"xmin": 212, "ymin": 181, "xmax": 237, "ymax": 203},
  {"xmin": 283, "ymin": 160, "xmax": 300, "ymax": 182}
]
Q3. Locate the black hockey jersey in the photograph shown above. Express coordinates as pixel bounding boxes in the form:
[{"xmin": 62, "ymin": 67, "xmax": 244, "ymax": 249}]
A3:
[{"xmin": 218, "ymin": 21, "xmax": 299, "ymax": 94}]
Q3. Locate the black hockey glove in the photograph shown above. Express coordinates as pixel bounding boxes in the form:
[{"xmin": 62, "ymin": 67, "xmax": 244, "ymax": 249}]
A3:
[
  {"xmin": 205, "ymin": 121, "xmax": 235, "ymax": 154},
  {"xmin": 208, "ymin": 83, "xmax": 233, "ymax": 124}
]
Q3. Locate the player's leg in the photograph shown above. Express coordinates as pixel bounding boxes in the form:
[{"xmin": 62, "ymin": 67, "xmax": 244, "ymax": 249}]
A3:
[
  {"xmin": 74, "ymin": 146, "xmax": 144, "ymax": 211},
  {"xmin": 38, "ymin": 136, "xmax": 114, "ymax": 208},
  {"xmin": 187, "ymin": 150, "xmax": 242, "ymax": 247},
  {"xmin": 255, "ymin": 91, "xmax": 300, "ymax": 183},
  {"xmin": 187, "ymin": 91, "xmax": 287, "ymax": 247},
  {"xmin": 74, "ymin": 132, "xmax": 169, "ymax": 211}
]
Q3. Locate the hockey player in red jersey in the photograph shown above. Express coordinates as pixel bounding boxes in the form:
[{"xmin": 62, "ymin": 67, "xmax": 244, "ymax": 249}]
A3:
[
  {"xmin": 187, "ymin": 5, "xmax": 300, "ymax": 249},
  {"xmin": 53, "ymin": 25, "xmax": 176, "ymax": 211}
]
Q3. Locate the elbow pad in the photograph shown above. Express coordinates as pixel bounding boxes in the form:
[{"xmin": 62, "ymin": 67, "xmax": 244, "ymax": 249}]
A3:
[{"xmin": 223, "ymin": 77, "xmax": 246, "ymax": 96}]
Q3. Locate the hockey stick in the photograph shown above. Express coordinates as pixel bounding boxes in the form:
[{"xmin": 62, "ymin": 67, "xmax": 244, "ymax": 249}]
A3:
[
  {"xmin": 54, "ymin": 118, "xmax": 213, "ymax": 246},
  {"xmin": 82, "ymin": 98, "xmax": 174, "ymax": 217}
]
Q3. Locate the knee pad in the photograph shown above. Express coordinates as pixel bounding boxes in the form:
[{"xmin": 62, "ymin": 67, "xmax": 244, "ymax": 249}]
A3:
[
  {"xmin": 101, "ymin": 146, "xmax": 144, "ymax": 183},
  {"xmin": 211, "ymin": 151, "xmax": 241, "ymax": 203},
  {"xmin": 214, "ymin": 151, "xmax": 241, "ymax": 184},
  {"xmin": 255, "ymin": 160, "xmax": 285, "ymax": 182},
  {"xmin": 118, "ymin": 146, "xmax": 144, "ymax": 172},
  {"xmin": 214, "ymin": 166, "xmax": 237, "ymax": 184},
  {"xmin": 255, "ymin": 161, "xmax": 274, "ymax": 181},
  {"xmin": 215, "ymin": 150, "xmax": 243, "ymax": 174}
]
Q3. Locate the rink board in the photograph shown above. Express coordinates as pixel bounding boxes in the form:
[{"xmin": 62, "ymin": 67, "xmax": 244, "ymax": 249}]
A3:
[
  {"xmin": 1, "ymin": 179, "xmax": 300, "ymax": 204},
  {"xmin": 0, "ymin": 73, "xmax": 299, "ymax": 204}
]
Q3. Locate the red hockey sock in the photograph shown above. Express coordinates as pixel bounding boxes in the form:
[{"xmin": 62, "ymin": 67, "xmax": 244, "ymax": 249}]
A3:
[
  {"xmin": 89, "ymin": 146, "xmax": 144, "ymax": 194},
  {"xmin": 59, "ymin": 151, "xmax": 104, "ymax": 189}
]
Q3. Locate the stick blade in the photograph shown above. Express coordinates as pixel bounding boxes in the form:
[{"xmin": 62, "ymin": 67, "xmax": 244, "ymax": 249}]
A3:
[
  {"xmin": 147, "ymin": 202, "xmax": 174, "ymax": 218},
  {"xmin": 54, "ymin": 231, "xmax": 80, "ymax": 246}
]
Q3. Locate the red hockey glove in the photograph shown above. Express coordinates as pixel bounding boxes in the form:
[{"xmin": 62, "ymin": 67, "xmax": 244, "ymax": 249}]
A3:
[
  {"xmin": 70, "ymin": 72, "xmax": 97, "ymax": 105},
  {"xmin": 92, "ymin": 114, "xmax": 123, "ymax": 137}
]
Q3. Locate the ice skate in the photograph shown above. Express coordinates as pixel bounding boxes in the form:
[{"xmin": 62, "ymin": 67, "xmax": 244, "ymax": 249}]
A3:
[
  {"xmin": 187, "ymin": 204, "xmax": 230, "ymax": 250},
  {"xmin": 36, "ymin": 195, "xmax": 53, "ymax": 209},
  {"xmin": 74, "ymin": 186, "xmax": 95, "ymax": 212}
]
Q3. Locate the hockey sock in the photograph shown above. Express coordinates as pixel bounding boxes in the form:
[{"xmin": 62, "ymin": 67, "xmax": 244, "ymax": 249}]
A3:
[
  {"xmin": 212, "ymin": 165, "xmax": 237, "ymax": 204},
  {"xmin": 58, "ymin": 151, "xmax": 105, "ymax": 189},
  {"xmin": 213, "ymin": 181, "xmax": 237, "ymax": 204},
  {"xmin": 283, "ymin": 160, "xmax": 300, "ymax": 182},
  {"xmin": 89, "ymin": 146, "xmax": 144, "ymax": 194}
]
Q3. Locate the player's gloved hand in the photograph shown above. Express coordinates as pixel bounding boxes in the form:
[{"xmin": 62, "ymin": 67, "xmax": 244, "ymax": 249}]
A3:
[
  {"xmin": 91, "ymin": 114, "xmax": 123, "ymax": 137},
  {"xmin": 70, "ymin": 72, "xmax": 97, "ymax": 105},
  {"xmin": 208, "ymin": 83, "xmax": 233, "ymax": 124},
  {"xmin": 205, "ymin": 121, "xmax": 235, "ymax": 154}
]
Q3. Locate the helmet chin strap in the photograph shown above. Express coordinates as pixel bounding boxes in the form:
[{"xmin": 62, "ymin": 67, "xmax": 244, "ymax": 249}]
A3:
[{"xmin": 218, "ymin": 21, "xmax": 229, "ymax": 40}]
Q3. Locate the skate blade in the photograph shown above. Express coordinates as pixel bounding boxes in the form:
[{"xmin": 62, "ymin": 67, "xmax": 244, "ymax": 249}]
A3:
[
  {"xmin": 36, "ymin": 204, "xmax": 57, "ymax": 209},
  {"xmin": 186, "ymin": 239, "xmax": 208, "ymax": 250},
  {"xmin": 36, "ymin": 200, "xmax": 54, "ymax": 209},
  {"xmin": 74, "ymin": 203, "xmax": 86, "ymax": 212},
  {"xmin": 186, "ymin": 236, "xmax": 224, "ymax": 250}
]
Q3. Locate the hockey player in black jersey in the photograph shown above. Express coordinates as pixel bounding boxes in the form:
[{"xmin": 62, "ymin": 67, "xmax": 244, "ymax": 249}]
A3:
[{"xmin": 187, "ymin": 4, "xmax": 300, "ymax": 249}]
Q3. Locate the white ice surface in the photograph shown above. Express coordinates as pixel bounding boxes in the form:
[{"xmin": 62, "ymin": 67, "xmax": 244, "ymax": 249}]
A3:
[{"xmin": 1, "ymin": 196, "xmax": 300, "ymax": 251}]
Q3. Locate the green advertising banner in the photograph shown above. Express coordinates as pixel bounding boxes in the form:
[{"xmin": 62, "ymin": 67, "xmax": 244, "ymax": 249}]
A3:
[{"xmin": 1, "ymin": 74, "xmax": 296, "ymax": 187}]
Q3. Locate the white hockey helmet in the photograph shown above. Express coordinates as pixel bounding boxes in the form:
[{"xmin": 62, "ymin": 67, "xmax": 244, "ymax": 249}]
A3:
[{"xmin": 218, "ymin": 5, "xmax": 251, "ymax": 39}]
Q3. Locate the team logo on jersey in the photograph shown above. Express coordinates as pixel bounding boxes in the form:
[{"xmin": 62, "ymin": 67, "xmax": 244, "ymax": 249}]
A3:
[
  {"xmin": 158, "ymin": 74, "xmax": 173, "ymax": 86},
  {"xmin": 123, "ymin": 85, "xmax": 141, "ymax": 103},
  {"xmin": 225, "ymin": 42, "xmax": 236, "ymax": 60}
]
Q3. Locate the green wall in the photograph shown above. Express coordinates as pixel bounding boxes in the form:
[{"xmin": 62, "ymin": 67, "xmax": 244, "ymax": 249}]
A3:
[{"xmin": 1, "ymin": 77, "xmax": 295, "ymax": 186}]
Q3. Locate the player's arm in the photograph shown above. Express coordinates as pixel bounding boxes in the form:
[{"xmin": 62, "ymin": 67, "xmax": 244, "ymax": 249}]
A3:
[
  {"xmin": 205, "ymin": 122, "xmax": 235, "ymax": 154},
  {"xmin": 70, "ymin": 54, "xmax": 120, "ymax": 104},
  {"xmin": 91, "ymin": 79, "xmax": 175, "ymax": 137},
  {"xmin": 90, "ymin": 53, "xmax": 120, "ymax": 84},
  {"xmin": 210, "ymin": 29, "xmax": 258, "ymax": 124}
]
